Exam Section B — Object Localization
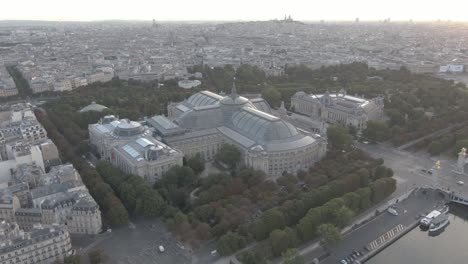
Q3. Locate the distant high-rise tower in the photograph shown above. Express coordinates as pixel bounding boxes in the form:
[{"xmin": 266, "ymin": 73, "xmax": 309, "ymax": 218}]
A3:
[
  {"xmin": 355, "ymin": 17, "xmax": 359, "ymax": 23},
  {"xmin": 152, "ymin": 19, "xmax": 156, "ymax": 28}
]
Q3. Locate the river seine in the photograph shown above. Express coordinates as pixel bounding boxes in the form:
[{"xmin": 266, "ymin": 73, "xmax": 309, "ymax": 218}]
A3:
[{"xmin": 369, "ymin": 203, "xmax": 468, "ymax": 264}]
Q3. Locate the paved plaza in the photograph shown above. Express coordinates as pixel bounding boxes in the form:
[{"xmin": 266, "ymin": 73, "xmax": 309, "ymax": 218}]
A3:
[{"xmin": 72, "ymin": 219, "xmax": 191, "ymax": 264}]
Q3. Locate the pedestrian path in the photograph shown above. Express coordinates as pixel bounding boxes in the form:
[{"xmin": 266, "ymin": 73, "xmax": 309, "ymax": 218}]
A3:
[{"xmin": 367, "ymin": 224, "xmax": 405, "ymax": 251}]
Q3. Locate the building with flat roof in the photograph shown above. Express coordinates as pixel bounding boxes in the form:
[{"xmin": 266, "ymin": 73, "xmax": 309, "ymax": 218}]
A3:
[
  {"xmin": 39, "ymin": 139, "xmax": 61, "ymax": 169},
  {"xmin": 291, "ymin": 89, "xmax": 384, "ymax": 130},
  {"xmin": 150, "ymin": 83, "xmax": 327, "ymax": 178},
  {"xmin": 89, "ymin": 116, "xmax": 184, "ymax": 183}
]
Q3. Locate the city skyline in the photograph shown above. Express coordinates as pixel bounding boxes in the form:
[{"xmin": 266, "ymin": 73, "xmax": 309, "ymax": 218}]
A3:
[{"xmin": 2, "ymin": 0, "xmax": 468, "ymax": 22}]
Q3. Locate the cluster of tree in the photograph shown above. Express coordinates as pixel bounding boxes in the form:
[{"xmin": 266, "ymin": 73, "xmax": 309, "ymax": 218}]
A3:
[
  {"xmin": 6, "ymin": 65, "xmax": 33, "ymax": 98},
  {"xmin": 326, "ymin": 125, "xmax": 353, "ymax": 151},
  {"xmin": 274, "ymin": 63, "xmax": 468, "ymax": 149},
  {"xmin": 427, "ymin": 125, "xmax": 468, "ymax": 156},
  {"xmin": 35, "ymin": 110, "xmax": 129, "ymax": 226},
  {"xmin": 166, "ymin": 168, "xmax": 280, "ymax": 249},
  {"xmin": 241, "ymin": 176, "xmax": 395, "ymax": 263},
  {"xmin": 188, "ymin": 64, "xmax": 266, "ymax": 93},
  {"xmin": 97, "ymin": 162, "xmax": 168, "ymax": 217},
  {"xmin": 215, "ymin": 144, "xmax": 241, "ymax": 169},
  {"xmin": 154, "ymin": 165, "xmax": 198, "ymax": 209},
  {"xmin": 362, "ymin": 121, "xmax": 391, "ymax": 142},
  {"xmin": 234, "ymin": 150, "xmax": 396, "ymax": 263}
]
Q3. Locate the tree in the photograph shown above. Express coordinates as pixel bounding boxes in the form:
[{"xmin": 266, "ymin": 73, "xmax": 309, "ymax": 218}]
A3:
[
  {"xmin": 187, "ymin": 154, "xmax": 205, "ymax": 174},
  {"xmin": 88, "ymin": 250, "xmax": 102, "ymax": 264},
  {"xmin": 317, "ymin": 223, "xmax": 342, "ymax": 247},
  {"xmin": 261, "ymin": 209, "xmax": 286, "ymax": 236},
  {"xmin": 333, "ymin": 206, "xmax": 354, "ymax": 227},
  {"xmin": 216, "ymin": 144, "xmax": 241, "ymax": 169},
  {"xmin": 217, "ymin": 231, "xmax": 247, "ymax": 256},
  {"xmin": 370, "ymin": 178, "xmax": 396, "ymax": 203},
  {"xmin": 362, "ymin": 121, "xmax": 390, "ymax": 142},
  {"xmin": 135, "ymin": 189, "xmax": 167, "ymax": 217},
  {"xmin": 282, "ymin": 248, "xmax": 304, "ymax": 264},
  {"xmin": 269, "ymin": 228, "xmax": 299, "ymax": 256},
  {"xmin": 106, "ymin": 198, "xmax": 129, "ymax": 226},
  {"xmin": 159, "ymin": 165, "xmax": 197, "ymax": 188},
  {"xmin": 327, "ymin": 125, "xmax": 352, "ymax": 150},
  {"xmin": 63, "ymin": 255, "xmax": 81, "ymax": 264},
  {"xmin": 262, "ymin": 87, "xmax": 282, "ymax": 108}
]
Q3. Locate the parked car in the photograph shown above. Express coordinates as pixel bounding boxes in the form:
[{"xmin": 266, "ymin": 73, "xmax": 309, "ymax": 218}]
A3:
[
  {"xmin": 457, "ymin": 181, "xmax": 465, "ymax": 185},
  {"xmin": 158, "ymin": 245, "xmax": 165, "ymax": 253},
  {"xmin": 387, "ymin": 207, "xmax": 398, "ymax": 216}
]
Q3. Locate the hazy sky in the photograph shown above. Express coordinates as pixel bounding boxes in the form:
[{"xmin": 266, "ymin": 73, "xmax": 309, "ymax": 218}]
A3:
[{"xmin": 1, "ymin": 0, "xmax": 468, "ymax": 21}]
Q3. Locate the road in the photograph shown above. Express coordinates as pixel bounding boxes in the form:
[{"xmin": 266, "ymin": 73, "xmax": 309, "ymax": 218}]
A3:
[
  {"xmin": 357, "ymin": 142, "xmax": 468, "ymax": 197},
  {"xmin": 72, "ymin": 219, "xmax": 191, "ymax": 264}
]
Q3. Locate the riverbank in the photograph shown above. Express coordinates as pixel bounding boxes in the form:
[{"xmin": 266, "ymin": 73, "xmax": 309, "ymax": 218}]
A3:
[
  {"xmin": 369, "ymin": 203, "xmax": 468, "ymax": 264},
  {"xmin": 316, "ymin": 188, "xmax": 447, "ymax": 264}
]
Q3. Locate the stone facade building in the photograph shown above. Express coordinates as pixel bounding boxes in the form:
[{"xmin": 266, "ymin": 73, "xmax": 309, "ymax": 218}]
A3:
[
  {"xmin": 89, "ymin": 116, "xmax": 184, "ymax": 183},
  {"xmin": 14, "ymin": 208, "xmax": 42, "ymax": 232},
  {"xmin": 150, "ymin": 84, "xmax": 327, "ymax": 178},
  {"xmin": 291, "ymin": 90, "xmax": 384, "ymax": 129},
  {"xmin": 0, "ymin": 221, "xmax": 72, "ymax": 264},
  {"xmin": 0, "ymin": 190, "xmax": 20, "ymax": 223},
  {"xmin": 67, "ymin": 198, "xmax": 102, "ymax": 235}
]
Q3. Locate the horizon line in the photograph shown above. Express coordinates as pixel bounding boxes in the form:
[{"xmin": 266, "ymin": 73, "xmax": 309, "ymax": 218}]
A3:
[{"xmin": 1, "ymin": 18, "xmax": 468, "ymax": 23}]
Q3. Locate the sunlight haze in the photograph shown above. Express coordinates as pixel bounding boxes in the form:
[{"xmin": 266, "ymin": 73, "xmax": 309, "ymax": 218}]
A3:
[{"xmin": 1, "ymin": 0, "xmax": 468, "ymax": 21}]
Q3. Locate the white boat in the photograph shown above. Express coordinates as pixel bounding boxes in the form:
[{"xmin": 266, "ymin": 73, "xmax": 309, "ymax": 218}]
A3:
[
  {"xmin": 429, "ymin": 215, "xmax": 450, "ymax": 234},
  {"xmin": 420, "ymin": 210, "xmax": 441, "ymax": 227}
]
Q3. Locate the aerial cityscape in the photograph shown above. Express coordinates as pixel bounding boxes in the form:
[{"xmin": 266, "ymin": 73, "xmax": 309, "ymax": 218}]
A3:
[{"xmin": 1, "ymin": 2, "xmax": 468, "ymax": 264}]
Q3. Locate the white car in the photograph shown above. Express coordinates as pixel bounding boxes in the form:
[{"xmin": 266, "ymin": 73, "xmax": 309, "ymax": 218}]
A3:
[
  {"xmin": 158, "ymin": 245, "xmax": 165, "ymax": 253},
  {"xmin": 457, "ymin": 181, "xmax": 464, "ymax": 185},
  {"xmin": 387, "ymin": 207, "xmax": 398, "ymax": 216}
]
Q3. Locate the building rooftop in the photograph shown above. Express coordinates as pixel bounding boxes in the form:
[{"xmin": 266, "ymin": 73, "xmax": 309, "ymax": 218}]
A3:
[{"xmin": 78, "ymin": 101, "xmax": 109, "ymax": 113}]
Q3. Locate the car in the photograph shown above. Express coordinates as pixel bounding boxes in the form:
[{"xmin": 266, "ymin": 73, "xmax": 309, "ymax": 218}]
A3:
[
  {"xmin": 340, "ymin": 260, "xmax": 347, "ymax": 264},
  {"xmin": 210, "ymin": 250, "xmax": 217, "ymax": 256},
  {"xmin": 158, "ymin": 245, "xmax": 165, "ymax": 253},
  {"xmin": 387, "ymin": 207, "xmax": 398, "ymax": 216},
  {"xmin": 354, "ymin": 250, "xmax": 361, "ymax": 256},
  {"xmin": 421, "ymin": 169, "xmax": 428, "ymax": 173},
  {"xmin": 457, "ymin": 181, "xmax": 465, "ymax": 185},
  {"xmin": 363, "ymin": 141, "xmax": 369, "ymax": 144}
]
